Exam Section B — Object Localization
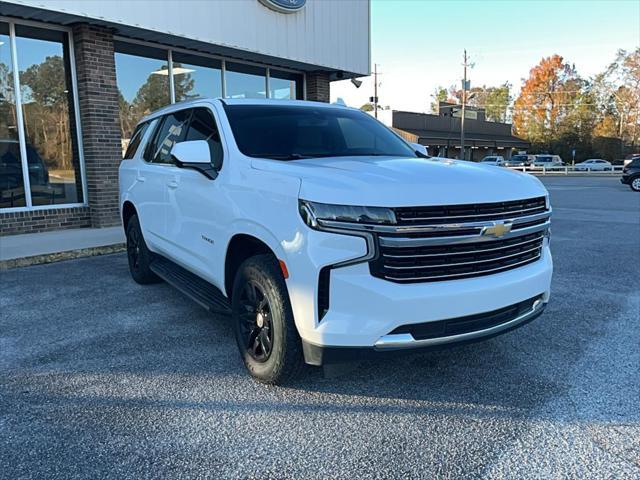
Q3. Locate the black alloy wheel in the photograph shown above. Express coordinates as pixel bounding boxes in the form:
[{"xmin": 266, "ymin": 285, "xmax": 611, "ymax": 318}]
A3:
[
  {"xmin": 231, "ymin": 254, "xmax": 304, "ymax": 384},
  {"xmin": 238, "ymin": 280, "xmax": 274, "ymax": 362},
  {"xmin": 125, "ymin": 214, "xmax": 160, "ymax": 284}
]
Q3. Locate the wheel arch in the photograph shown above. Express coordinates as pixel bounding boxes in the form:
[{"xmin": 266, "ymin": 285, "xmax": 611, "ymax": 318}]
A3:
[
  {"xmin": 225, "ymin": 233, "xmax": 279, "ymax": 299},
  {"xmin": 122, "ymin": 201, "xmax": 137, "ymax": 231}
]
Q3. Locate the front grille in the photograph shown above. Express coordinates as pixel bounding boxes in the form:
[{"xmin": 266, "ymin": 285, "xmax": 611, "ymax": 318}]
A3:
[
  {"xmin": 369, "ymin": 196, "xmax": 550, "ymax": 284},
  {"xmin": 393, "ymin": 196, "xmax": 547, "ymax": 225},
  {"xmin": 371, "ymin": 232, "xmax": 544, "ymax": 283},
  {"xmin": 389, "ymin": 295, "xmax": 542, "ymax": 340}
]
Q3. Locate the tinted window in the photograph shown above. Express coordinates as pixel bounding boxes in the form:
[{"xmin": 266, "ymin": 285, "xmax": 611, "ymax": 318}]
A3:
[
  {"xmin": 223, "ymin": 105, "xmax": 417, "ymax": 160},
  {"xmin": 123, "ymin": 122, "xmax": 150, "ymax": 159},
  {"xmin": 185, "ymin": 108, "xmax": 223, "ymax": 170},
  {"xmin": 145, "ymin": 110, "xmax": 191, "ymax": 164}
]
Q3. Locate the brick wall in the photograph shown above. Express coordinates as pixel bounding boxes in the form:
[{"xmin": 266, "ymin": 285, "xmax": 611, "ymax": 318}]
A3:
[
  {"xmin": 306, "ymin": 71, "xmax": 330, "ymax": 102},
  {"xmin": 0, "ymin": 208, "xmax": 91, "ymax": 236},
  {"xmin": 72, "ymin": 24, "xmax": 122, "ymax": 228}
]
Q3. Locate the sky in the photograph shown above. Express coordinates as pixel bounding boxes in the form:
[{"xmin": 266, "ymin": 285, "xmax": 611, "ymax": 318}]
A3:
[{"xmin": 330, "ymin": 0, "xmax": 640, "ymax": 113}]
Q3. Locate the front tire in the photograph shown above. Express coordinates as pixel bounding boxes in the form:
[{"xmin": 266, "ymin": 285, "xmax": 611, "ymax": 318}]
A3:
[
  {"xmin": 126, "ymin": 214, "xmax": 160, "ymax": 284},
  {"xmin": 631, "ymin": 177, "xmax": 640, "ymax": 192},
  {"xmin": 231, "ymin": 254, "xmax": 304, "ymax": 385}
]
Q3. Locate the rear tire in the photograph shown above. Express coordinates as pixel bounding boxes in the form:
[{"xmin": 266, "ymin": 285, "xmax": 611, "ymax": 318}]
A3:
[
  {"xmin": 231, "ymin": 254, "xmax": 304, "ymax": 385},
  {"xmin": 126, "ymin": 214, "xmax": 160, "ymax": 284},
  {"xmin": 631, "ymin": 177, "xmax": 640, "ymax": 192}
]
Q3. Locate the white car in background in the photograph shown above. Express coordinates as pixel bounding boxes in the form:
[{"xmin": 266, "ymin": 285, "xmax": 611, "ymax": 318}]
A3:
[
  {"xmin": 480, "ymin": 155, "xmax": 505, "ymax": 166},
  {"xmin": 574, "ymin": 159, "xmax": 613, "ymax": 171},
  {"xmin": 533, "ymin": 155, "xmax": 564, "ymax": 169}
]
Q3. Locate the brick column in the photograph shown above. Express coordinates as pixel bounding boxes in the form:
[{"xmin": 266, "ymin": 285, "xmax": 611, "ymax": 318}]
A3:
[
  {"xmin": 72, "ymin": 24, "xmax": 122, "ymax": 228},
  {"xmin": 306, "ymin": 71, "xmax": 330, "ymax": 103}
]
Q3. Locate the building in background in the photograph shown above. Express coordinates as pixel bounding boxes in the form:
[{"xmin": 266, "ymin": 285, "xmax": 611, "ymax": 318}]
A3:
[
  {"xmin": 0, "ymin": 0, "xmax": 370, "ymax": 235},
  {"xmin": 390, "ymin": 108, "xmax": 530, "ymax": 160}
]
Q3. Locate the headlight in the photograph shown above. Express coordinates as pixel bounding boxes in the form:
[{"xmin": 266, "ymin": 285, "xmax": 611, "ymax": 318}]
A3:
[{"xmin": 299, "ymin": 200, "xmax": 396, "ymax": 229}]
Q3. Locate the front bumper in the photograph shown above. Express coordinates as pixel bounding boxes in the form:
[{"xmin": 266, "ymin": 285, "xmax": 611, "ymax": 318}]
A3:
[
  {"xmin": 621, "ymin": 174, "xmax": 631, "ymax": 184},
  {"xmin": 303, "ymin": 297, "xmax": 546, "ymax": 365},
  {"xmin": 290, "ymin": 240, "xmax": 552, "ymax": 364}
]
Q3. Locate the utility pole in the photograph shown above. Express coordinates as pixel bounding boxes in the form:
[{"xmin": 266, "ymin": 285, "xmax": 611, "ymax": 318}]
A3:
[
  {"xmin": 373, "ymin": 63, "xmax": 379, "ymax": 119},
  {"xmin": 460, "ymin": 50, "xmax": 470, "ymax": 161}
]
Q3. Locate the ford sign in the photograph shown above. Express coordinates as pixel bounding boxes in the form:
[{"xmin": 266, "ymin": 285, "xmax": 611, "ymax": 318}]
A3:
[{"xmin": 258, "ymin": 0, "xmax": 306, "ymax": 14}]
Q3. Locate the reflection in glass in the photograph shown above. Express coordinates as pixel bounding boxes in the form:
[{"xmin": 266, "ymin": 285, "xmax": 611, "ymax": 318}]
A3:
[
  {"xmin": 226, "ymin": 62, "xmax": 266, "ymax": 99},
  {"xmin": 115, "ymin": 42, "xmax": 171, "ymax": 154},
  {"xmin": 0, "ymin": 22, "xmax": 27, "ymax": 208},
  {"xmin": 15, "ymin": 25, "xmax": 82, "ymax": 206},
  {"xmin": 269, "ymin": 70, "xmax": 303, "ymax": 100},
  {"xmin": 172, "ymin": 52, "xmax": 221, "ymax": 102}
]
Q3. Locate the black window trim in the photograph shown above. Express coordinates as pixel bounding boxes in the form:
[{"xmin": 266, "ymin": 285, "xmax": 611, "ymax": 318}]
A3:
[
  {"xmin": 123, "ymin": 121, "xmax": 150, "ymax": 160},
  {"xmin": 184, "ymin": 105, "xmax": 225, "ymax": 174}
]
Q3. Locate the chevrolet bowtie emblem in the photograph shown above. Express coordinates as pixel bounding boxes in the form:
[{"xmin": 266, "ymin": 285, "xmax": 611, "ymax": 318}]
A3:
[{"xmin": 483, "ymin": 222, "xmax": 512, "ymax": 238}]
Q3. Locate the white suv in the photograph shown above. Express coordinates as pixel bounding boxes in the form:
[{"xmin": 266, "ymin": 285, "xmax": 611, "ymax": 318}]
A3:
[{"xmin": 119, "ymin": 99, "xmax": 553, "ymax": 384}]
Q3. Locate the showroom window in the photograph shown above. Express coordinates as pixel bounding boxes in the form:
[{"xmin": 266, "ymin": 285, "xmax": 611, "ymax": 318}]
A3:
[
  {"xmin": 171, "ymin": 51, "xmax": 222, "ymax": 102},
  {"xmin": 113, "ymin": 40, "xmax": 305, "ymax": 159},
  {"xmin": 225, "ymin": 62, "xmax": 267, "ymax": 99},
  {"xmin": 115, "ymin": 42, "xmax": 171, "ymax": 153},
  {"xmin": 0, "ymin": 20, "xmax": 84, "ymax": 210},
  {"xmin": 269, "ymin": 70, "xmax": 303, "ymax": 100}
]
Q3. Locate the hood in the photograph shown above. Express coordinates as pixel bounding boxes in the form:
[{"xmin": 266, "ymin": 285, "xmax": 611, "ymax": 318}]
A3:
[{"xmin": 250, "ymin": 156, "xmax": 548, "ymax": 207}]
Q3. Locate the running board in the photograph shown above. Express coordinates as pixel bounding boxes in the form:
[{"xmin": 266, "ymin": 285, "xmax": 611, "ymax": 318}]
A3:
[{"xmin": 150, "ymin": 256, "xmax": 231, "ymax": 315}]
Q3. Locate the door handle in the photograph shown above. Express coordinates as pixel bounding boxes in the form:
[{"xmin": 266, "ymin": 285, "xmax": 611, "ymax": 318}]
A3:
[
  {"xmin": 167, "ymin": 180, "xmax": 179, "ymax": 189},
  {"xmin": 136, "ymin": 174, "xmax": 146, "ymax": 183}
]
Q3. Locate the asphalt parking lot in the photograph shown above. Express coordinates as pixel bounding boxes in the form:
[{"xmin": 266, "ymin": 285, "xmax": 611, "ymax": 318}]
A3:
[{"xmin": 1, "ymin": 176, "xmax": 639, "ymax": 479}]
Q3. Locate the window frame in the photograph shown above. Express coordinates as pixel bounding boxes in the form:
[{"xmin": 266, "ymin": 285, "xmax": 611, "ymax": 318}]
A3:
[
  {"xmin": 0, "ymin": 16, "xmax": 87, "ymax": 213},
  {"xmin": 144, "ymin": 109, "xmax": 193, "ymax": 165},
  {"xmin": 184, "ymin": 106, "xmax": 225, "ymax": 172}
]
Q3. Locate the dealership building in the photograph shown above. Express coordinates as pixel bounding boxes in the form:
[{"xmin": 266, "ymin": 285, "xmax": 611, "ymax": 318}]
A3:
[{"xmin": 0, "ymin": 0, "xmax": 370, "ymax": 236}]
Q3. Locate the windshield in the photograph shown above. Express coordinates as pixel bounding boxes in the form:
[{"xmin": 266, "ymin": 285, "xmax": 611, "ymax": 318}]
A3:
[
  {"xmin": 510, "ymin": 155, "xmax": 526, "ymax": 162},
  {"xmin": 537, "ymin": 156, "xmax": 552, "ymax": 162},
  {"xmin": 223, "ymin": 104, "xmax": 418, "ymax": 160},
  {"xmin": 482, "ymin": 157, "xmax": 497, "ymax": 162}
]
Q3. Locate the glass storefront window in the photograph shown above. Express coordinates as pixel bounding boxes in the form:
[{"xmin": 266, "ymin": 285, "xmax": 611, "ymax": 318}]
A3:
[
  {"xmin": 115, "ymin": 42, "xmax": 170, "ymax": 154},
  {"xmin": 269, "ymin": 70, "xmax": 303, "ymax": 100},
  {"xmin": 172, "ymin": 52, "xmax": 222, "ymax": 102},
  {"xmin": 14, "ymin": 24, "xmax": 82, "ymax": 207},
  {"xmin": 225, "ymin": 62, "xmax": 266, "ymax": 99},
  {"xmin": 0, "ymin": 22, "xmax": 26, "ymax": 208}
]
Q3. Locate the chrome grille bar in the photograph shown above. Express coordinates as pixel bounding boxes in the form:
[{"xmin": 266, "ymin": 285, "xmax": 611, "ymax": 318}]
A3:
[
  {"xmin": 382, "ymin": 233, "xmax": 543, "ymax": 259},
  {"xmin": 382, "ymin": 254, "xmax": 542, "ymax": 282},
  {"xmin": 383, "ymin": 245, "xmax": 542, "ymax": 270}
]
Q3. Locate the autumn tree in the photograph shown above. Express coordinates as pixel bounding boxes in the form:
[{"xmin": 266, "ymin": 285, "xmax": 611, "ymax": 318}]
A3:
[{"xmin": 512, "ymin": 55, "xmax": 581, "ymax": 145}]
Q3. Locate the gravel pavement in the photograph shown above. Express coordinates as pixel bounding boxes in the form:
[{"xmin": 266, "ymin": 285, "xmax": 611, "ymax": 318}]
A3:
[{"xmin": 1, "ymin": 176, "xmax": 639, "ymax": 479}]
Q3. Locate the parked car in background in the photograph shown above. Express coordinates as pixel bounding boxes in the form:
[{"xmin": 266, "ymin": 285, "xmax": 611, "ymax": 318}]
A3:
[
  {"xmin": 574, "ymin": 159, "xmax": 613, "ymax": 171},
  {"xmin": 119, "ymin": 98, "xmax": 553, "ymax": 384},
  {"xmin": 533, "ymin": 155, "xmax": 564, "ymax": 169},
  {"xmin": 480, "ymin": 155, "xmax": 505, "ymax": 166},
  {"xmin": 621, "ymin": 157, "xmax": 640, "ymax": 192},
  {"xmin": 0, "ymin": 140, "xmax": 50, "ymax": 190},
  {"xmin": 504, "ymin": 154, "xmax": 535, "ymax": 167}
]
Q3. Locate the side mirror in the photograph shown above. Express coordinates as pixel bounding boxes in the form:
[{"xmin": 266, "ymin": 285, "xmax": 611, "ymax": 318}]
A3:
[
  {"xmin": 171, "ymin": 140, "xmax": 217, "ymax": 179},
  {"xmin": 411, "ymin": 142, "xmax": 429, "ymax": 158}
]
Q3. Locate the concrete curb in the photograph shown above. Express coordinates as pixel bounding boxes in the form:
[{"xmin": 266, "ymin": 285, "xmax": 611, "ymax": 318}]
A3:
[{"xmin": 0, "ymin": 244, "xmax": 126, "ymax": 270}]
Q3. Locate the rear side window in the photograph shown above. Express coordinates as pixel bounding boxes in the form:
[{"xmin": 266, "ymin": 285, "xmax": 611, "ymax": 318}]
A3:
[
  {"xmin": 185, "ymin": 107, "xmax": 223, "ymax": 170},
  {"xmin": 123, "ymin": 122, "xmax": 150, "ymax": 160},
  {"xmin": 145, "ymin": 109, "xmax": 191, "ymax": 164}
]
